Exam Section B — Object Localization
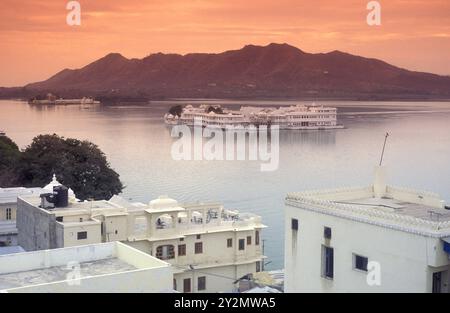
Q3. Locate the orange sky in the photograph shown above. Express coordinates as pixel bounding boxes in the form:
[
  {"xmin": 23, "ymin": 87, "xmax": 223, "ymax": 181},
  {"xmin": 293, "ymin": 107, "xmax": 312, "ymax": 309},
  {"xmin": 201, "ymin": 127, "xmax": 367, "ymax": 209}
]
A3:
[{"xmin": 0, "ymin": 0, "xmax": 449, "ymax": 87}]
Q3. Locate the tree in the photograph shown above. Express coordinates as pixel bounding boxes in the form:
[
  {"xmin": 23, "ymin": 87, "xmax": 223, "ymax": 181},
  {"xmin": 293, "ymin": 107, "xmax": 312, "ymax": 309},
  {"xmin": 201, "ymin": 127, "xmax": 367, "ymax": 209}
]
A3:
[
  {"xmin": 206, "ymin": 105, "xmax": 223, "ymax": 114},
  {"xmin": 0, "ymin": 135, "xmax": 21, "ymax": 187},
  {"xmin": 169, "ymin": 105, "xmax": 184, "ymax": 117},
  {"xmin": 16, "ymin": 134, "xmax": 123, "ymax": 201}
]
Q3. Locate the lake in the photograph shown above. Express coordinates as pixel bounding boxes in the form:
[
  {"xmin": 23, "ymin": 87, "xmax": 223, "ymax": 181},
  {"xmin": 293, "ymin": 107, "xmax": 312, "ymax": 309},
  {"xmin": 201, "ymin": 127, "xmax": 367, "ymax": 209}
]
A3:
[{"xmin": 1, "ymin": 99, "xmax": 450, "ymax": 269}]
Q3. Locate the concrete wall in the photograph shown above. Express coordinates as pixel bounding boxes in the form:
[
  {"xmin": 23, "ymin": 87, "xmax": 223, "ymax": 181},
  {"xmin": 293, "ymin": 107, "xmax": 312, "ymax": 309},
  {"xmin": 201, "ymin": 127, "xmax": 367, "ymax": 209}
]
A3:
[
  {"xmin": 285, "ymin": 204, "xmax": 450, "ymax": 293},
  {"xmin": 174, "ymin": 263, "xmax": 258, "ymax": 293},
  {"xmin": 5, "ymin": 266, "xmax": 173, "ymax": 293},
  {"xmin": 17, "ymin": 198, "xmax": 59, "ymax": 251},
  {"xmin": 62, "ymin": 223, "xmax": 102, "ymax": 248},
  {"xmin": 103, "ymin": 215, "xmax": 128, "ymax": 242},
  {"xmin": 1, "ymin": 242, "xmax": 173, "ymax": 293}
]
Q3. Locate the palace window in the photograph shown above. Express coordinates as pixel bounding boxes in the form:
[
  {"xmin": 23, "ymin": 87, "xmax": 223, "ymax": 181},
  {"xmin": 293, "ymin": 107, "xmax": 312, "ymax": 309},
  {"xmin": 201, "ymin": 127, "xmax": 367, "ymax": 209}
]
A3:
[
  {"xmin": 156, "ymin": 245, "xmax": 175, "ymax": 260},
  {"xmin": 238, "ymin": 239, "xmax": 245, "ymax": 251},
  {"xmin": 195, "ymin": 242, "xmax": 203, "ymax": 254},
  {"xmin": 198, "ymin": 276, "xmax": 206, "ymax": 291},
  {"xmin": 291, "ymin": 218, "xmax": 298, "ymax": 231},
  {"xmin": 324, "ymin": 227, "xmax": 332, "ymax": 239},
  {"xmin": 183, "ymin": 278, "xmax": 191, "ymax": 293},
  {"xmin": 5, "ymin": 208, "xmax": 12, "ymax": 220},
  {"xmin": 255, "ymin": 231, "xmax": 260, "ymax": 245},
  {"xmin": 77, "ymin": 231, "xmax": 87, "ymax": 240},
  {"xmin": 247, "ymin": 236, "xmax": 252, "ymax": 245},
  {"xmin": 353, "ymin": 254, "xmax": 368, "ymax": 272},
  {"xmin": 227, "ymin": 238, "xmax": 232, "ymax": 248},
  {"xmin": 322, "ymin": 246, "xmax": 334, "ymax": 279},
  {"xmin": 178, "ymin": 244, "xmax": 186, "ymax": 256}
]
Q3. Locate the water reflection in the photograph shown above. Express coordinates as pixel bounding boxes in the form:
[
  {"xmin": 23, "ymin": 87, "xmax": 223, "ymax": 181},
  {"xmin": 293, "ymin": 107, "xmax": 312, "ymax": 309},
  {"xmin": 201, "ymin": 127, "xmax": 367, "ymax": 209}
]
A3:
[{"xmin": 1, "ymin": 100, "xmax": 450, "ymax": 269}]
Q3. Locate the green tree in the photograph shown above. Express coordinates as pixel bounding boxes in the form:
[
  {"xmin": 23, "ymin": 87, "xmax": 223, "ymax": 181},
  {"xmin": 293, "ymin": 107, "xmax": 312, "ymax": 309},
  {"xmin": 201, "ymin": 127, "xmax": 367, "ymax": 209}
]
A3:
[
  {"xmin": 16, "ymin": 134, "xmax": 123, "ymax": 201},
  {"xmin": 169, "ymin": 105, "xmax": 183, "ymax": 117},
  {"xmin": 0, "ymin": 135, "xmax": 21, "ymax": 187}
]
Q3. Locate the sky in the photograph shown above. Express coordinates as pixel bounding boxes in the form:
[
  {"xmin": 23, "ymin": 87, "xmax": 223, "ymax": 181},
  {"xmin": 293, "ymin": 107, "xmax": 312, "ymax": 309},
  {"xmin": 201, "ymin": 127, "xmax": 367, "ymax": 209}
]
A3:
[{"xmin": 0, "ymin": 0, "xmax": 449, "ymax": 87}]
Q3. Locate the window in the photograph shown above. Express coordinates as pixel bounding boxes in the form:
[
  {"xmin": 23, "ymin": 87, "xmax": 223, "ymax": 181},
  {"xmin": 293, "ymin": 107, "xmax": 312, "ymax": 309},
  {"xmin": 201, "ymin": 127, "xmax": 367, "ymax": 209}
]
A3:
[
  {"xmin": 79, "ymin": 218, "xmax": 83, "ymax": 222},
  {"xmin": 247, "ymin": 236, "xmax": 252, "ymax": 245},
  {"xmin": 156, "ymin": 245, "xmax": 175, "ymax": 260},
  {"xmin": 291, "ymin": 218, "xmax": 298, "ymax": 231},
  {"xmin": 77, "ymin": 231, "xmax": 87, "ymax": 240},
  {"xmin": 238, "ymin": 239, "xmax": 245, "ymax": 251},
  {"xmin": 173, "ymin": 279, "xmax": 177, "ymax": 291},
  {"xmin": 322, "ymin": 246, "xmax": 334, "ymax": 279},
  {"xmin": 196, "ymin": 234, "xmax": 201, "ymax": 239},
  {"xmin": 198, "ymin": 276, "xmax": 206, "ymax": 291},
  {"xmin": 256, "ymin": 261, "xmax": 261, "ymax": 272},
  {"xmin": 195, "ymin": 242, "xmax": 203, "ymax": 254},
  {"xmin": 227, "ymin": 238, "xmax": 232, "ymax": 248},
  {"xmin": 183, "ymin": 278, "xmax": 191, "ymax": 293},
  {"xmin": 353, "ymin": 254, "xmax": 368, "ymax": 272},
  {"xmin": 432, "ymin": 272, "xmax": 444, "ymax": 293},
  {"xmin": 5, "ymin": 208, "xmax": 12, "ymax": 220},
  {"xmin": 255, "ymin": 231, "xmax": 260, "ymax": 246},
  {"xmin": 324, "ymin": 227, "xmax": 332, "ymax": 239},
  {"xmin": 56, "ymin": 216, "xmax": 63, "ymax": 222},
  {"xmin": 178, "ymin": 244, "xmax": 186, "ymax": 256}
]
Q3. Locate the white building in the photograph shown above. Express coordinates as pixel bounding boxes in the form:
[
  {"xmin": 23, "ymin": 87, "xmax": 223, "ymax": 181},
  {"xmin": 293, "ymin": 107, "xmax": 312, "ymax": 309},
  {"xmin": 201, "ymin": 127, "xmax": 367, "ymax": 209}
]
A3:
[
  {"xmin": 284, "ymin": 166, "xmax": 450, "ymax": 293},
  {"xmin": 165, "ymin": 104, "xmax": 342, "ymax": 130},
  {"xmin": 17, "ymin": 185, "xmax": 266, "ymax": 293},
  {"xmin": 0, "ymin": 241, "xmax": 172, "ymax": 293},
  {"xmin": 0, "ymin": 186, "xmax": 43, "ymax": 246}
]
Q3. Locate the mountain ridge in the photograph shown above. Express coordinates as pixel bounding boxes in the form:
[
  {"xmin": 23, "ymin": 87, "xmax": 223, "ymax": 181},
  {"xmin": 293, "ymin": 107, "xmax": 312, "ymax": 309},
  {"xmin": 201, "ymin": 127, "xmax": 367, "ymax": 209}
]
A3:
[{"xmin": 2, "ymin": 43, "xmax": 450, "ymax": 100}]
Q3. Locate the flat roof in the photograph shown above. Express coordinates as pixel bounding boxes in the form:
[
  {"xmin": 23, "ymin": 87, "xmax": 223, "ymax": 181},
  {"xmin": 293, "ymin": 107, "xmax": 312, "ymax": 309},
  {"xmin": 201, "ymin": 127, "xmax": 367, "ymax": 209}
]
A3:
[
  {"xmin": 0, "ymin": 257, "xmax": 136, "ymax": 290},
  {"xmin": 335, "ymin": 197, "xmax": 450, "ymax": 222},
  {"xmin": 20, "ymin": 195, "xmax": 122, "ymax": 213},
  {"xmin": 0, "ymin": 188, "xmax": 44, "ymax": 204}
]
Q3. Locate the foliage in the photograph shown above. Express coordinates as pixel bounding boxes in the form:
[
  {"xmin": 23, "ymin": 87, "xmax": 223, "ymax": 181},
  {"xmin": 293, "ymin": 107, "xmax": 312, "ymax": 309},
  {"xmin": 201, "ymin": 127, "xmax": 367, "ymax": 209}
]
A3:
[
  {"xmin": 1, "ymin": 134, "xmax": 123, "ymax": 201},
  {"xmin": 168, "ymin": 105, "xmax": 183, "ymax": 117}
]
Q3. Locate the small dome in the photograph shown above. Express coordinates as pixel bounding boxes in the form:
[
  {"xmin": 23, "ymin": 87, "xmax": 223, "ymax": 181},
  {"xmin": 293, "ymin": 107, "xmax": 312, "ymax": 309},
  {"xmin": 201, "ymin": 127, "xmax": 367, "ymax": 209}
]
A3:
[
  {"xmin": 44, "ymin": 174, "xmax": 76, "ymax": 199},
  {"xmin": 149, "ymin": 195, "xmax": 178, "ymax": 209}
]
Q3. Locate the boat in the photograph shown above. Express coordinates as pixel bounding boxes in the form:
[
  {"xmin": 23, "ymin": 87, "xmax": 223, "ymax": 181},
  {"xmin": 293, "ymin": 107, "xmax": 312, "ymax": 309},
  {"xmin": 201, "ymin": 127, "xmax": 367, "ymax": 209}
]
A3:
[
  {"xmin": 164, "ymin": 104, "xmax": 344, "ymax": 130},
  {"xmin": 28, "ymin": 93, "xmax": 100, "ymax": 105}
]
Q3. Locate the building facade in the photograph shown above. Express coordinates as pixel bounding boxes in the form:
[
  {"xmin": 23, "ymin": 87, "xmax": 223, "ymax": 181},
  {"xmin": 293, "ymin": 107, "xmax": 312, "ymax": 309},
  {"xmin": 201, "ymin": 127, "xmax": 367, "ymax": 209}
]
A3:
[
  {"xmin": 17, "ymin": 183, "xmax": 266, "ymax": 293},
  {"xmin": 0, "ymin": 187, "xmax": 43, "ymax": 246},
  {"xmin": 285, "ymin": 166, "xmax": 450, "ymax": 293},
  {"xmin": 0, "ymin": 242, "xmax": 172, "ymax": 293}
]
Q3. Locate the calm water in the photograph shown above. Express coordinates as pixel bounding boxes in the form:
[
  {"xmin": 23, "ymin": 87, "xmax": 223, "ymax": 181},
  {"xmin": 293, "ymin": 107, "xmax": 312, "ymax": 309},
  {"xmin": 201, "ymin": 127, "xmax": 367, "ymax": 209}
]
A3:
[{"xmin": 2, "ymin": 99, "xmax": 450, "ymax": 269}]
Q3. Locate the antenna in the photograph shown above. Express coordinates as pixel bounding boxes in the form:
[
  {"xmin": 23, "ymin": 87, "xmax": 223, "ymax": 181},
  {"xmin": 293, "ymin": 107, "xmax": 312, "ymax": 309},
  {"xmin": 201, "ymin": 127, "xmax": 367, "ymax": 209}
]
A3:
[{"xmin": 379, "ymin": 132, "xmax": 389, "ymax": 166}]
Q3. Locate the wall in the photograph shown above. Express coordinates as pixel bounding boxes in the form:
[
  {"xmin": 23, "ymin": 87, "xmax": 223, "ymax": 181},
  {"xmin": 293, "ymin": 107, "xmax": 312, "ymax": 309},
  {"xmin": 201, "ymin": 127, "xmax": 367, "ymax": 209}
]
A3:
[
  {"xmin": 1, "ymin": 242, "xmax": 173, "ymax": 293},
  {"xmin": 103, "ymin": 215, "xmax": 128, "ymax": 242},
  {"xmin": 173, "ymin": 263, "xmax": 257, "ymax": 293},
  {"xmin": 285, "ymin": 204, "xmax": 450, "ymax": 293},
  {"xmin": 17, "ymin": 198, "xmax": 58, "ymax": 251},
  {"xmin": 62, "ymin": 223, "xmax": 102, "ymax": 248}
]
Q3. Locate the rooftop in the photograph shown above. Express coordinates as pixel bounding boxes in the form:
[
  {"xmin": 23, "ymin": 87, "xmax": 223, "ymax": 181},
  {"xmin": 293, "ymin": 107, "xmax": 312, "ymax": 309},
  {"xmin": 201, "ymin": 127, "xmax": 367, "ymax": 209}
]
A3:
[
  {"xmin": 286, "ymin": 166, "xmax": 450, "ymax": 237},
  {"xmin": 0, "ymin": 257, "xmax": 136, "ymax": 290},
  {"xmin": 19, "ymin": 194, "xmax": 123, "ymax": 215},
  {"xmin": 0, "ymin": 187, "xmax": 44, "ymax": 204},
  {"xmin": 0, "ymin": 242, "xmax": 171, "ymax": 292}
]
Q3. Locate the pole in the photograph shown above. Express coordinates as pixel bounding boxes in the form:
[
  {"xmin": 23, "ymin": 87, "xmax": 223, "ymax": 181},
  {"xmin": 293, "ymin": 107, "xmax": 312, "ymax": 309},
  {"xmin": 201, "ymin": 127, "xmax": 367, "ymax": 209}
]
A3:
[{"xmin": 379, "ymin": 132, "xmax": 389, "ymax": 166}]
